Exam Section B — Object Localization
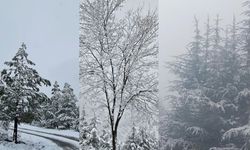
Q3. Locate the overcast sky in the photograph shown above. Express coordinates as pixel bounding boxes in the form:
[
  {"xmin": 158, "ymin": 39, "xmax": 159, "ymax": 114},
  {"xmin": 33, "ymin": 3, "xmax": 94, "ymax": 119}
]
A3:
[
  {"xmin": 0, "ymin": 0, "xmax": 79, "ymax": 96},
  {"xmin": 0, "ymin": 0, "xmax": 243, "ymax": 104},
  {"xmin": 0, "ymin": 0, "xmax": 156, "ymax": 98},
  {"xmin": 159, "ymin": 0, "xmax": 244, "ymax": 101}
]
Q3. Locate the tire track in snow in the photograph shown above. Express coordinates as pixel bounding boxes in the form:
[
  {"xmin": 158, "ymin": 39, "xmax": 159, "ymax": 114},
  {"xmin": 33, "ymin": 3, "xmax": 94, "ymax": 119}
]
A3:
[
  {"xmin": 18, "ymin": 127, "xmax": 79, "ymax": 142},
  {"xmin": 10, "ymin": 128, "xmax": 79, "ymax": 150},
  {"xmin": 20, "ymin": 131, "xmax": 78, "ymax": 150}
]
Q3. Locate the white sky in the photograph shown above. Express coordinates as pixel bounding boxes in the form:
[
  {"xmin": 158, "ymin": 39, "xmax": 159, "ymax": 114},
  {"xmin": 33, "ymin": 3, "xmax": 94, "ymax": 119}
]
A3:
[{"xmin": 159, "ymin": 0, "xmax": 244, "ymax": 102}]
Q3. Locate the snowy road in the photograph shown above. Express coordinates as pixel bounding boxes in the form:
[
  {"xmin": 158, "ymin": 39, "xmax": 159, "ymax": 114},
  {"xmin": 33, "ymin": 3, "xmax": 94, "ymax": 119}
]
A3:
[
  {"xmin": 10, "ymin": 125, "xmax": 79, "ymax": 150},
  {"xmin": 19, "ymin": 127, "xmax": 79, "ymax": 142},
  {"xmin": 18, "ymin": 130, "xmax": 79, "ymax": 150}
]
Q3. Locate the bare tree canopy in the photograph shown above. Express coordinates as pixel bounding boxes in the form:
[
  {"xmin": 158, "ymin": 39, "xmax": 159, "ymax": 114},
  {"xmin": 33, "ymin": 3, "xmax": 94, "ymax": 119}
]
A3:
[{"xmin": 79, "ymin": 0, "xmax": 158, "ymax": 149}]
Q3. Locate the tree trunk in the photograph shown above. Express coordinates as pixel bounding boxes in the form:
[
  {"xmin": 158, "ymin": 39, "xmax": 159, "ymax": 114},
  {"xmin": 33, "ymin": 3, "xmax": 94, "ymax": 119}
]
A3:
[
  {"xmin": 112, "ymin": 130, "xmax": 117, "ymax": 150},
  {"xmin": 13, "ymin": 116, "xmax": 18, "ymax": 144}
]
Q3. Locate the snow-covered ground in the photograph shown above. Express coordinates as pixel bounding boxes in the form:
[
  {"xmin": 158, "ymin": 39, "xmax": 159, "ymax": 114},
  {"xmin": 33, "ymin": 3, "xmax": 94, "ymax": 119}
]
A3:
[
  {"xmin": 0, "ymin": 123, "xmax": 80, "ymax": 150},
  {"xmin": 0, "ymin": 132, "xmax": 62, "ymax": 150},
  {"xmin": 19, "ymin": 124, "xmax": 79, "ymax": 140}
]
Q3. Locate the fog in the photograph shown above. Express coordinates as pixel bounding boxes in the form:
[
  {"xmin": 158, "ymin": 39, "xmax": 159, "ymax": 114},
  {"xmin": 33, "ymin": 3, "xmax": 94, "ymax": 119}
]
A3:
[
  {"xmin": 159, "ymin": 0, "xmax": 243, "ymax": 101},
  {"xmin": 159, "ymin": 1, "xmax": 250, "ymax": 149}
]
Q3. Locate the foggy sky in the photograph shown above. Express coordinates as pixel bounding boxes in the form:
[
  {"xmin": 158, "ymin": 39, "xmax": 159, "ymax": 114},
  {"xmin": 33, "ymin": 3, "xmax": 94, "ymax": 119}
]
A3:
[
  {"xmin": 0, "ymin": 0, "xmax": 79, "ymax": 96},
  {"xmin": 159, "ymin": 0, "xmax": 244, "ymax": 101}
]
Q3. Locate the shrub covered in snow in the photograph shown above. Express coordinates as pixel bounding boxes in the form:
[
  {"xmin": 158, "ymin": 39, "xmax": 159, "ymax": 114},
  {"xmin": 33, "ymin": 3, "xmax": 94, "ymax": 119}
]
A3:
[
  {"xmin": 123, "ymin": 127, "xmax": 158, "ymax": 150},
  {"xmin": 0, "ymin": 121, "xmax": 9, "ymax": 141}
]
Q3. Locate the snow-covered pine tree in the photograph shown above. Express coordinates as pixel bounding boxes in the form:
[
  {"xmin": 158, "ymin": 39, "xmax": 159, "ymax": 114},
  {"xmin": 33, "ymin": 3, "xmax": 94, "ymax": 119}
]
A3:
[
  {"xmin": 88, "ymin": 116, "xmax": 100, "ymax": 149},
  {"xmin": 57, "ymin": 83, "xmax": 79, "ymax": 129},
  {"xmin": 161, "ymin": 16, "xmax": 242, "ymax": 149},
  {"xmin": 201, "ymin": 16, "xmax": 212, "ymax": 79},
  {"xmin": 80, "ymin": 114, "xmax": 101, "ymax": 150},
  {"xmin": 72, "ymin": 112, "xmax": 80, "ymax": 131},
  {"xmin": 89, "ymin": 128, "xmax": 100, "ymax": 149},
  {"xmin": 80, "ymin": 109, "xmax": 89, "ymax": 149},
  {"xmin": 123, "ymin": 127, "xmax": 158, "ymax": 150},
  {"xmin": 205, "ymin": 16, "xmax": 241, "ymax": 144},
  {"xmin": 138, "ymin": 128, "xmax": 158, "ymax": 150},
  {"xmin": 40, "ymin": 97, "xmax": 52, "ymax": 127},
  {"xmin": 0, "ymin": 77, "xmax": 9, "ymax": 121},
  {"xmin": 208, "ymin": 15, "xmax": 224, "ymax": 87},
  {"xmin": 216, "ymin": 15, "xmax": 241, "ymax": 132},
  {"xmin": 0, "ymin": 43, "xmax": 50, "ymax": 143},
  {"xmin": 50, "ymin": 81, "xmax": 62, "ymax": 128},
  {"xmin": 80, "ymin": 112, "xmax": 111, "ymax": 150},
  {"xmin": 222, "ymin": 91, "xmax": 250, "ymax": 148},
  {"xmin": 123, "ymin": 127, "xmax": 139, "ymax": 150},
  {"xmin": 40, "ymin": 81, "xmax": 61, "ymax": 128},
  {"xmin": 99, "ymin": 129, "xmax": 111, "ymax": 150},
  {"xmin": 221, "ymin": 2, "xmax": 250, "ymax": 148},
  {"xmin": 168, "ymin": 16, "xmax": 204, "ymax": 89},
  {"xmin": 164, "ymin": 17, "xmax": 210, "ymax": 149},
  {"xmin": 242, "ymin": 0, "xmax": 250, "ymax": 71},
  {"xmin": 21, "ymin": 92, "xmax": 49, "ymax": 124},
  {"xmin": 236, "ymin": 0, "xmax": 250, "ymax": 127}
]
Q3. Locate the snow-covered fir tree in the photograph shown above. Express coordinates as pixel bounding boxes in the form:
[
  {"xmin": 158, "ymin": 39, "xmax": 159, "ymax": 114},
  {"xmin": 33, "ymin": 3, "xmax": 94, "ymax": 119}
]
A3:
[
  {"xmin": 159, "ymin": 0, "xmax": 250, "ymax": 148},
  {"xmin": 79, "ymin": 109, "xmax": 88, "ymax": 149},
  {"xmin": 51, "ymin": 81, "xmax": 62, "ymax": 128},
  {"xmin": 40, "ymin": 81, "xmax": 79, "ymax": 130},
  {"xmin": 138, "ymin": 128, "xmax": 158, "ymax": 150},
  {"xmin": 80, "ymin": 113, "xmax": 101, "ymax": 150},
  {"xmin": 221, "ymin": 1, "xmax": 250, "ymax": 149},
  {"xmin": 88, "ymin": 118, "xmax": 100, "ymax": 150},
  {"xmin": 40, "ymin": 81, "xmax": 61, "ymax": 128},
  {"xmin": 80, "ymin": 109, "xmax": 112, "ymax": 150},
  {"xmin": 0, "ymin": 43, "xmax": 50, "ymax": 143},
  {"xmin": 0, "ymin": 78, "xmax": 9, "ymax": 121},
  {"xmin": 99, "ymin": 129, "xmax": 112, "ymax": 150},
  {"xmin": 123, "ymin": 127, "xmax": 158, "ymax": 150},
  {"xmin": 123, "ymin": 127, "xmax": 138, "ymax": 150},
  {"xmin": 57, "ymin": 83, "xmax": 79, "ymax": 129},
  {"xmin": 161, "ymin": 14, "xmax": 243, "ymax": 149}
]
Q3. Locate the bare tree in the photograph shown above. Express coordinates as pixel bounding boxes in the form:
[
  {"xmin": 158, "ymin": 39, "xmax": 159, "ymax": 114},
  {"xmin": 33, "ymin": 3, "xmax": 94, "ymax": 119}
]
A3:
[{"xmin": 79, "ymin": 0, "xmax": 158, "ymax": 149}]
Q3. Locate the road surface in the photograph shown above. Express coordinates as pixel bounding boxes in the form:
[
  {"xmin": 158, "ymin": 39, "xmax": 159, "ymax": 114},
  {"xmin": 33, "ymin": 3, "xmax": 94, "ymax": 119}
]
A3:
[{"xmin": 10, "ymin": 127, "xmax": 79, "ymax": 150}]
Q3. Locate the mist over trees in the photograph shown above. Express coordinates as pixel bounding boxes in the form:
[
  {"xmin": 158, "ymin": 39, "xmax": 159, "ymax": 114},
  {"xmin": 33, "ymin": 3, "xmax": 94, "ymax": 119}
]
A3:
[
  {"xmin": 0, "ymin": 43, "xmax": 79, "ymax": 144},
  {"xmin": 79, "ymin": 0, "xmax": 158, "ymax": 149},
  {"xmin": 160, "ymin": 1, "xmax": 250, "ymax": 150}
]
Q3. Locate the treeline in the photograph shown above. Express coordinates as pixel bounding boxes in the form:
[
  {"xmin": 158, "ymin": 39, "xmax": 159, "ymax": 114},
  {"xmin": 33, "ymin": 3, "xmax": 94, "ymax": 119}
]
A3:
[
  {"xmin": 160, "ymin": 1, "xmax": 250, "ymax": 150},
  {"xmin": 0, "ymin": 43, "xmax": 78, "ymax": 143},
  {"xmin": 40, "ymin": 81, "xmax": 79, "ymax": 130}
]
